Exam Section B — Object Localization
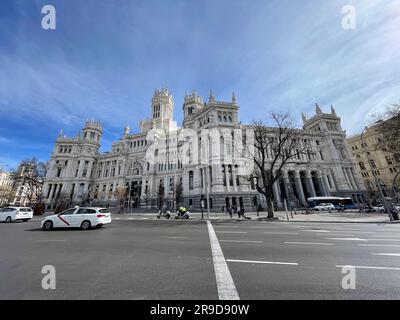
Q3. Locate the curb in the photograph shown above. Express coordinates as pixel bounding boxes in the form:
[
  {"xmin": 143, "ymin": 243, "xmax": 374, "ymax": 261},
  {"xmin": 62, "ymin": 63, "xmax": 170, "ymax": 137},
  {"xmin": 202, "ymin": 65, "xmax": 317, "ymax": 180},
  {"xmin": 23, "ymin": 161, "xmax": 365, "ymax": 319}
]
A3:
[{"xmin": 281, "ymin": 220, "xmax": 399, "ymax": 224}]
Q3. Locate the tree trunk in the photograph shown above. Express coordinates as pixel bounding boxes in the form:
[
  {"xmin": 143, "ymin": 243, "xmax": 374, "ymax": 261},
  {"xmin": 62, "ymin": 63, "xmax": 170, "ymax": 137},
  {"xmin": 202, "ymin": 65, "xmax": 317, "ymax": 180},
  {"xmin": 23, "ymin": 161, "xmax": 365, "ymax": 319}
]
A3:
[{"xmin": 266, "ymin": 193, "xmax": 274, "ymax": 218}]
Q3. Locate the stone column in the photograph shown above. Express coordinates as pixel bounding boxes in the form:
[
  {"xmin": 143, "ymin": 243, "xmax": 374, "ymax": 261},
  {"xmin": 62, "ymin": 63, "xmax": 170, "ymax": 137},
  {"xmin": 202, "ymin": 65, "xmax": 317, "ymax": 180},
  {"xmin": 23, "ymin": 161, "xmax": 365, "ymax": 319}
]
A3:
[
  {"xmin": 212, "ymin": 164, "xmax": 224, "ymax": 193},
  {"xmin": 322, "ymin": 173, "xmax": 331, "ymax": 196},
  {"xmin": 323, "ymin": 174, "xmax": 332, "ymax": 195},
  {"xmin": 342, "ymin": 167, "xmax": 352, "ymax": 190},
  {"xmin": 347, "ymin": 168, "xmax": 357, "ymax": 190},
  {"xmin": 47, "ymin": 184, "xmax": 53, "ymax": 199},
  {"xmin": 316, "ymin": 172, "xmax": 328, "ymax": 196},
  {"xmin": 272, "ymin": 181, "xmax": 282, "ymax": 208},
  {"xmin": 282, "ymin": 172, "xmax": 291, "ymax": 206},
  {"xmin": 294, "ymin": 171, "xmax": 306, "ymax": 206},
  {"xmin": 305, "ymin": 171, "xmax": 316, "ymax": 197},
  {"xmin": 232, "ymin": 165, "xmax": 238, "ymax": 192},
  {"xmin": 225, "ymin": 165, "xmax": 231, "ymax": 192}
]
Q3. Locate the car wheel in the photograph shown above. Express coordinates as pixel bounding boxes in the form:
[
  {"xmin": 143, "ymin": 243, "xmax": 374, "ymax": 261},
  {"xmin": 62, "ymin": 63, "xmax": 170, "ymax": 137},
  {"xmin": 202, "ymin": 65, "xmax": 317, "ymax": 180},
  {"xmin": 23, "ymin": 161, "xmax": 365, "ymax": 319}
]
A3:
[
  {"xmin": 23, "ymin": 219, "xmax": 28, "ymax": 222},
  {"xmin": 5, "ymin": 216, "xmax": 12, "ymax": 223},
  {"xmin": 42, "ymin": 220, "xmax": 53, "ymax": 231},
  {"xmin": 81, "ymin": 220, "xmax": 91, "ymax": 230}
]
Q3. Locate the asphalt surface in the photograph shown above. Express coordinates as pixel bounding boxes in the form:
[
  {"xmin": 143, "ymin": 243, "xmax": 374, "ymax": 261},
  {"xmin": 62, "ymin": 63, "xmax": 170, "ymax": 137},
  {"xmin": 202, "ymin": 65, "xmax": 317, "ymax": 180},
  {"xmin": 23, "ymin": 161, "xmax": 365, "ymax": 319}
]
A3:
[{"xmin": 1, "ymin": 215, "xmax": 400, "ymax": 300}]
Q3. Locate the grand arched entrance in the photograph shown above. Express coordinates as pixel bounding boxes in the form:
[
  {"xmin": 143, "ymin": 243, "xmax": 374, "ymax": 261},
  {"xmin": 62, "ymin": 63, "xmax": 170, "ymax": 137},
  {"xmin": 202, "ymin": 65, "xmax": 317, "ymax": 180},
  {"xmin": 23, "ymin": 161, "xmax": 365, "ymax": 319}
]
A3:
[{"xmin": 125, "ymin": 161, "xmax": 143, "ymax": 208}]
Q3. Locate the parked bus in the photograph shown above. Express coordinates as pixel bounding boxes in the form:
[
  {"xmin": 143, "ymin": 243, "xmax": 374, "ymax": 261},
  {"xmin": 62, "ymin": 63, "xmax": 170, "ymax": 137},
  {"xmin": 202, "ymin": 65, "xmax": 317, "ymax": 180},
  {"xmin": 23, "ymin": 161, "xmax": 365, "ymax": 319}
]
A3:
[{"xmin": 307, "ymin": 197, "xmax": 357, "ymax": 210}]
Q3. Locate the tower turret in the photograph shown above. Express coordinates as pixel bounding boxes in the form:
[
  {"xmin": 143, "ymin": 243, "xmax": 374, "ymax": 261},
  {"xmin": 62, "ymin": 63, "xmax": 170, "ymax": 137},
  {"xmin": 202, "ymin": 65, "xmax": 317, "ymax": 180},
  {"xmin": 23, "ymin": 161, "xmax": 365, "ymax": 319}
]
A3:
[
  {"xmin": 82, "ymin": 120, "xmax": 103, "ymax": 147},
  {"xmin": 151, "ymin": 87, "xmax": 176, "ymax": 131}
]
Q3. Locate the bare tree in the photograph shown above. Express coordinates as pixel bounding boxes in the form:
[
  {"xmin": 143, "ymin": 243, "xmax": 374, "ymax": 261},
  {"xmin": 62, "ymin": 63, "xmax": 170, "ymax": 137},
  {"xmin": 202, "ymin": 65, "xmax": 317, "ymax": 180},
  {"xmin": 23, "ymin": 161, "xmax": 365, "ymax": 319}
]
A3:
[
  {"xmin": 247, "ymin": 113, "xmax": 311, "ymax": 218},
  {"xmin": 372, "ymin": 104, "xmax": 400, "ymax": 156},
  {"xmin": 10, "ymin": 158, "xmax": 47, "ymax": 206},
  {"xmin": 114, "ymin": 186, "xmax": 128, "ymax": 212},
  {"xmin": 174, "ymin": 180, "xmax": 184, "ymax": 207},
  {"xmin": 141, "ymin": 191, "xmax": 151, "ymax": 209},
  {"xmin": 157, "ymin": 182, "xmax": 165, "ymax": 209},
  {"xmin": 54, "ymin": 191, "xmax": 70, "ymax": 214}
]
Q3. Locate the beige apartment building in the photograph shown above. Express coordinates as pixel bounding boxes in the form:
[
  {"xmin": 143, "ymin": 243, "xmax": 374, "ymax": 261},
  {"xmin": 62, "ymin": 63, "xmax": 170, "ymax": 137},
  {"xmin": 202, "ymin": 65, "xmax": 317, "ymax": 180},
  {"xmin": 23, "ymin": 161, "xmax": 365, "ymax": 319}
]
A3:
[
  {"xmin": 348, "ymin": 122, "xmax": 400, "ymax": 200},
  {"xmin": 0, "ymin": 171, "xmax": 14, "ymax": 206}
]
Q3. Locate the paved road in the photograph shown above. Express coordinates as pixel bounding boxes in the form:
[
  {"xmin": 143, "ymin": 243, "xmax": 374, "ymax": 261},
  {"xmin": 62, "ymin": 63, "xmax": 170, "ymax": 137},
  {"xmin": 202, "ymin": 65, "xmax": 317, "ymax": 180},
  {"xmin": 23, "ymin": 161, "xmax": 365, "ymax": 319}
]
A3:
[{"xmin": 1, "ymin": 217, "xmax": 400, "ymax": 299}]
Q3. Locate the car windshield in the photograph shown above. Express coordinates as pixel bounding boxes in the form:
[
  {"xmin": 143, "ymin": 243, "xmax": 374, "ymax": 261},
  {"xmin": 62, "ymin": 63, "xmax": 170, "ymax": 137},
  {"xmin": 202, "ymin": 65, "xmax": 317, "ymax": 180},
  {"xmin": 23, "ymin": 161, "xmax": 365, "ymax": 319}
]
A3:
[{"xmin": 99, "ymin": 209, "xmax": 110, "ymax": 214}]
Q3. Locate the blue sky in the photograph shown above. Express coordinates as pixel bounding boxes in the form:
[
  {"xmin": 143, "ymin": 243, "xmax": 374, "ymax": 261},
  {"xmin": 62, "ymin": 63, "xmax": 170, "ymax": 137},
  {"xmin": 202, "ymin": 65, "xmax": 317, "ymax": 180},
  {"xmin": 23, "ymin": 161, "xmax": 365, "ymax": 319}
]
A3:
[{"xmin": 0, "ymin": 0, "xmax": 399, "ymax": 170}]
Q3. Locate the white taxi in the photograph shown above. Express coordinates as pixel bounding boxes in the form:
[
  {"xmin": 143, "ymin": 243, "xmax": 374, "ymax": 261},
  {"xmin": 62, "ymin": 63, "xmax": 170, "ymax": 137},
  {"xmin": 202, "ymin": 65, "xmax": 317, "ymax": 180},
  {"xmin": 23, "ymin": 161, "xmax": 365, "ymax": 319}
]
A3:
[
  {"xmin": 0, "ymin": 207, "xmax": 33, "ymax": 223},
  {"xmin": 41, "ymin": 207, "xmax": 112, "ymax": 231}
]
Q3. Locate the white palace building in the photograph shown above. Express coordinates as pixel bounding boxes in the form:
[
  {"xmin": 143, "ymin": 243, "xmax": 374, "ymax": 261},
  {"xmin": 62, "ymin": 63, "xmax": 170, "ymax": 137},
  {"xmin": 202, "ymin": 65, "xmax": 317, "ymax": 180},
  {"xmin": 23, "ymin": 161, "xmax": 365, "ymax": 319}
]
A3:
[{"xmin": 42, "ymin": 88, "xmax": 366, "ymax": 212}]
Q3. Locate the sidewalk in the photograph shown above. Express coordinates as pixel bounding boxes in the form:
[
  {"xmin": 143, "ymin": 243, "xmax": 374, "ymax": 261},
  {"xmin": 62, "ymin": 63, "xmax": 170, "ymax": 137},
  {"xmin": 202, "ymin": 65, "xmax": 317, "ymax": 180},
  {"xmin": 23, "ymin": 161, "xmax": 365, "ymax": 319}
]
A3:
[
  {"xmin": 115, "ymin": 210, "xmax": 396, "ymax": 224},
  {"xmin": 273, "ymin": 211, "xmax": 394, "ymax": 223}
]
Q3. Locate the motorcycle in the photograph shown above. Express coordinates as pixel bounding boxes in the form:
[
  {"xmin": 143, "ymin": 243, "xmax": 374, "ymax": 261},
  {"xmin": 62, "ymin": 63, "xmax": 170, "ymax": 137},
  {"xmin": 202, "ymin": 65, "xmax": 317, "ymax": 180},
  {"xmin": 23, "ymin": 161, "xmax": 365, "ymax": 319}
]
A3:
[
  {"xmin": 157, "ymin": 209, "xmax": 171, "ymax": 219},
  {"xmin": 175, "ymin": 207, "xmax": 190, "ymax": 219}
]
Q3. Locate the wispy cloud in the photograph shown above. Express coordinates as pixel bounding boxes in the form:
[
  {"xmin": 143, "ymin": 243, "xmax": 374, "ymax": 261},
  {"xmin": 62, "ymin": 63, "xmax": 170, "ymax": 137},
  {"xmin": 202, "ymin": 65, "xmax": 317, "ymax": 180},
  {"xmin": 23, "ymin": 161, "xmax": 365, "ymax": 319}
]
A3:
[{"xmin": 0, "ymin": 0, "xmax": 399, "ymax": 166}]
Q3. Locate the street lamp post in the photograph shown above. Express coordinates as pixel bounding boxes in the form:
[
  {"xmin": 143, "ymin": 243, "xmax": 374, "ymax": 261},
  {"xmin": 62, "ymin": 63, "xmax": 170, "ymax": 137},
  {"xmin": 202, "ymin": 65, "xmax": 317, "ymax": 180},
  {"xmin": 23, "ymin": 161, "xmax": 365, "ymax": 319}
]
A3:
[{"xmin": 360, "ymin": 123, "xmax": 393, "ymax": 221}]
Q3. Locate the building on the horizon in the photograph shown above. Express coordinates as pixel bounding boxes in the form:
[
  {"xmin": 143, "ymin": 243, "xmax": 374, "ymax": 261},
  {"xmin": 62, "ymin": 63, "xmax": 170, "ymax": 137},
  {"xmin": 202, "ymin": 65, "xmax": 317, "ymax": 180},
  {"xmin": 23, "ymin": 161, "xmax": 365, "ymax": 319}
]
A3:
[
  {"xmin": 348, "ymin": 121, "xmax": 400, "ymax": 200},
  {"xmin": 0, "ymin": 171, "xmax": 14, "ymax": 206},
  {"xmin": 42, "ymin": 88, "xmax": 366, "ymax": 212}
]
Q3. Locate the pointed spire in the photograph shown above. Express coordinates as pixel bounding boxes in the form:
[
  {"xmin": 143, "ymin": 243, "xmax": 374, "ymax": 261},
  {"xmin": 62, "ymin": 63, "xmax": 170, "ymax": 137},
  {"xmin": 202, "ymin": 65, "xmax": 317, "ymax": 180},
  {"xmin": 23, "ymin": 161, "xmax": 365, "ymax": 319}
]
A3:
[
  {"xmin": 232, "ymin": 91, "xmax": 236, "ymax": 104},
  {"xmin": 58, "ymin": 129, "xmax": 64, "ymax": 139},
  {"xmin": 331, "ymin": 105, "xmax": 337, "ymax": 116},
  {"xmin": 315, "ymin": 103, "xmax": 322, "ymax": 114},
  {"xmin": 209, "ymin": 89, "xmax": 215, "ymax": 103},
  {"xmin": 302, "ymin": 112, "xmax": 307, "ymax": 123}
]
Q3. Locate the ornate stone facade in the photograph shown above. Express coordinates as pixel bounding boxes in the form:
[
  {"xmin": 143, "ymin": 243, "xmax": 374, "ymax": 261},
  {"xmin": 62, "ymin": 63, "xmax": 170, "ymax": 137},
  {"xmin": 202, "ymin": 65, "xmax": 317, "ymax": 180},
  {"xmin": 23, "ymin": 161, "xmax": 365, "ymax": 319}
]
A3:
[{"xmin": 43, "ymin": 88, "xmax": 366, "ymax": 211}]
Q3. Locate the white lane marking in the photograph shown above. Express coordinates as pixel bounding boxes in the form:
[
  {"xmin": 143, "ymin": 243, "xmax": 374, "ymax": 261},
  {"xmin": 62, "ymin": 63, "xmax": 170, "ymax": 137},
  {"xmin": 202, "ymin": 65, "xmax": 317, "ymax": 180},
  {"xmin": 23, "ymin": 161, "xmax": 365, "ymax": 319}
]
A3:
[
  {"xmin": 251, "ymin": 226, "xmax": 279, "ymax": 229},
  {"xmin": 220, "ymin": 240, "xmax": 263, "ymax": 243},
  {"xmin": 216, "ymin": 231, "xmax": 247, "ymax": 234},
  {"xmin": 327, "ymin": 238, "xmax": 367, "ymax": 241},
  {"xmin": 372, "ymin": 253, "xmax": 400, "ymax": 257},
  {"xmin": 323, "ymin": 233, "xmax": 355, "ymax": 236},
  {"xmin": 286, "ymin": 225, "xmax": 309, "ymax": 228},
  {"xmin": 372, "ymin": 235, "xmax": 400, "ymax": 238},
  {"xmin": 285, "ymin": 241, "xmax": 333, "ymax": 246},
  {"xmin": 167, "ymin": 236, "xmax": 188, "ymax": 239},
  {"xmin": 263, "ymin": 232, "xmax": 298, "ymax": 235},
  {"xmin": 371, "ymin": 239, "xmax": 400, "ymax": 241},
  {"xmin": 227, "ymin": 259, "xmax": 298, "ymax": 266},
  {"xmin": 36, "ymin": 240, "xmax": 66, "ymax": 242},
  {"xmin": 213, "ymin": 226, "xmax": 239, "ymax": 228},
  {"xmin": 206, "ymin": 221, "xmax": 240, "ymax": 300},
  {"xmin": 128, "ymin": 218, "xmax": 135, "ymax": 220},
  {"xmin": 115, "ymin": 218, "xmax": 121, "ymax": 220},
  {"xmin": 359, "ymin": 244, "xmax": 400, "ymax": 247},
  {"xmin": 302, "ymin": 230, "xmax": 331, "ymax": 233},
  {"xmin": 336, "ymin": 265, "xmax": 400, "ymax": 271},
  {"xmin": 326, "ymin": 230, "xmax": 375, "ymax": 234}
]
